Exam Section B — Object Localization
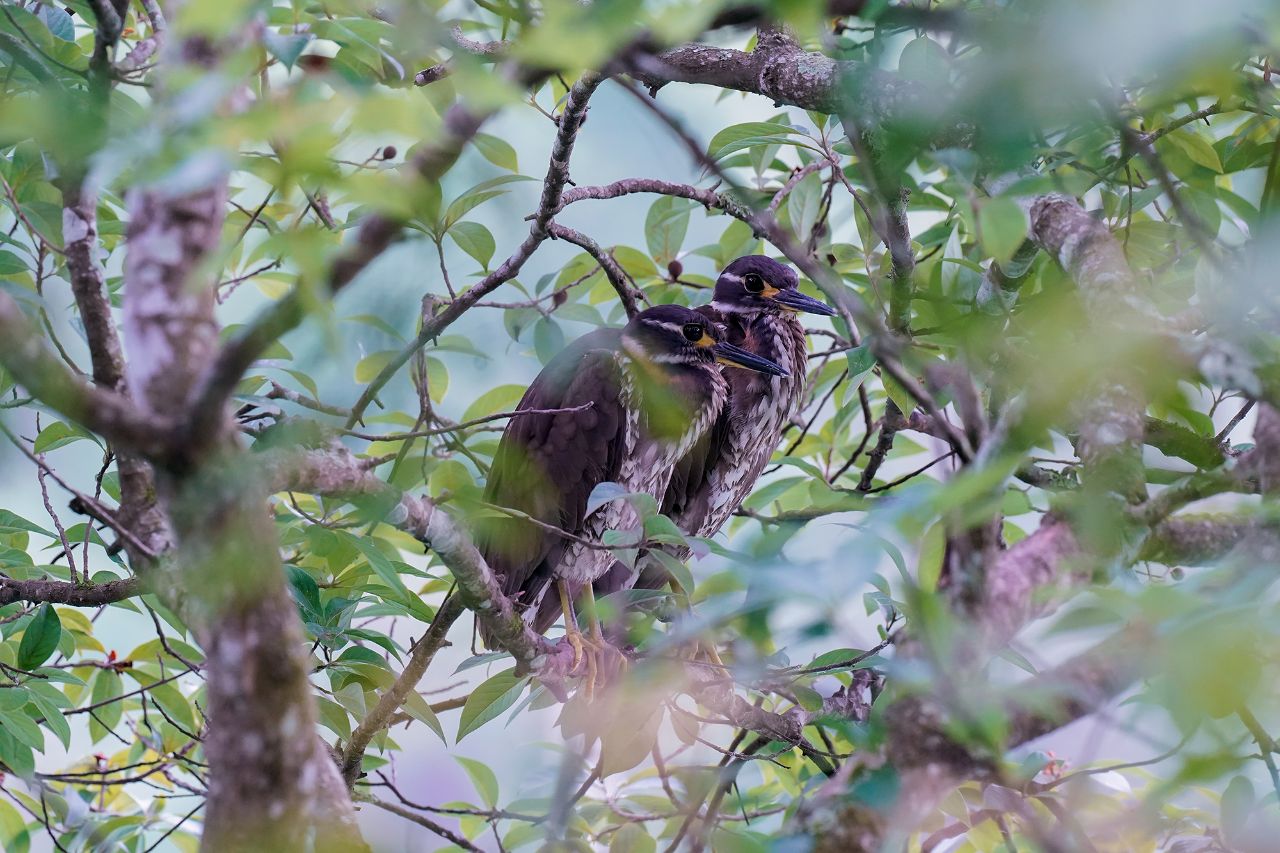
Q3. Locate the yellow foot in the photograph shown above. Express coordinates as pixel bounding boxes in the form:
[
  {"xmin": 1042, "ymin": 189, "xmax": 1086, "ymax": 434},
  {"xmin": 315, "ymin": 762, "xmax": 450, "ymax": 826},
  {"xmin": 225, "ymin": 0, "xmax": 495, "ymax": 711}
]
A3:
[
  {"xmin": 567, "ymin": 629, "xmax": 586, "ymax": 671},
  {"xmin": 572, "ymin": 634, "xmax": 628, "ymax": 702},
  {"xmin": 583, "ymin": 638, "xmax": 600, "ymax": 702},
  {"xmin": 698, "ymin": 640, "xmax": 727, "ymax": 671}
]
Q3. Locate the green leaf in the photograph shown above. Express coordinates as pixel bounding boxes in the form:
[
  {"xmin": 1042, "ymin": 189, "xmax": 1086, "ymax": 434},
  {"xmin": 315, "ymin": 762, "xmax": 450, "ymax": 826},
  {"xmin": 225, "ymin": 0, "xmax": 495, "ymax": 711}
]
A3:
[
  {"xmin": 977, "ymin": 197, "xmax": 1028, "ymax": 263},
  {"xmin": 0, "ymin": 688, "xmax": 29, "ymax": 713},
  {"xmin": 456, "ymin": 668, "xmax": 527, "ymax": 741},
  {"xmin": 880, "ymin": 372, "xmax": 916, "ymax": 420},
  {"xmin": 612, "ymin": 245, "xmax": 658, "ymax": 280},
  {"xmin": 1145, "ymin": 417, "xmax": 1224, "ymax": 468},
  {"xmin": 287, "ymin": 566, "xmax": 323, "ymax": 621},
  {"xmin": 0, "ymin": 727, "xmax": 33, "ymax": 778},
  {"xmin": 0, "ymin": 507, "xmax": 53, "ymax": 535},
  {"xmin": 17, "ymin": 604, "xmax": 60, "ymax": 670},
  {"xmin": 149, "ymin": 682, "xmax": 197, "ymax": 734},
  {"xmin": 87, "ymin": 669, "xmax": 122, "ymax": 744},
  {"xmin": 655, "ymin": 545, "xmax": 696, "ymax": 596},
  {"xmin": 609, "ymin": 823, "xmax": 656, "ymax": 853},
  {"xmin": 916, "ymin": 522, "xmax": 945, "ymax": 592},
  {"xmin": 532, "ymin": 317, "xmax": 564, "ymax": 365},
  {"xmin": 264, "ymin": 30, "xmax": 311, "ymax": 69},
  {"xmin": 786, "ymin": 171, "xmax": 822, "ymax": 240},
  {"xmin": 472, "ymin": 133, "xmax": 519, "ymax": 171},
  {"xmin": 317, "ymin": 697, "xmax": 351, "ymax": 740},
  {"xmin": 707, "ymin": 121, "xmax": 806, "ymax": 160},
  {"xmin": 33, "ymin": 421, "xmax": 96, "ymax": 453},
  {"xmin": 1221, "ymin": 775, "xmax": 1254, "ymax": 841},
  {"xmin": 792, "ymin": 684, "xmax": 824, "ymax": 712},
  {"xmin": 350, "ymin": 538, "xmax": 414, "ymax": 604},
  {"xmin": 599, "ymin": 705, "xmax": 662, "ymax": 777},
  {"xmin": 455, "ymin": 756, "xmax": 499, "ymax": 807},
  {"xmin": 0, "ymin": 798, "xmax": 27, "ymax": 850},
  {"xmin": 401, "ymin": 690, "xmax": 446, "ymax": 744},
  {"xmin": 0, "ymin": 709, "xmax": 43, "ymax": 752},
  {"xmin": 462, "ymin": 384, "xmax": 526, "ymax": 421},
  {"xmin": 585, "ymin": 482, "xmax": 629, "ymax": 518},
  {"xmin": 28, "ymin": 691, "xmax": 70, "ymax": 749},
  {"xmin": 450, "ymin": 221, "xmax": 496, "ymax": 268},
  {"xmin": 36, "ymin": 5, "xmax": 74, "ymax": 41},
  {"xmin": 995, "ymin": 646, "xmax": 1038, "ymax": 675},
  {"xmin": 1166, "ymin": 129, "xmax": 1223, "ymax": 173},
  {"xmin": 442, "ymin": 175, "xmax": 533, "ymax": 229},
  {"xmin": 845, "ymin": 345, "xmax": 876, "ymax": 384},
  {"xmin": 898, "ymin": 36, "xmax": 950, "ymax": 82},
  {"xmin": 354, "ymin": 350, "xmax": 398, "ymax": 383},
  {"xmin": 425, "ymin": 356, "xmax": 448, "ymax": 404},
  {"xmin": 645, "ymin": 196, "xmax": 692, "ymax": 265},
  {"xmin": 0, "ymin": 251, "xmax": 28, "ymax": 276}
]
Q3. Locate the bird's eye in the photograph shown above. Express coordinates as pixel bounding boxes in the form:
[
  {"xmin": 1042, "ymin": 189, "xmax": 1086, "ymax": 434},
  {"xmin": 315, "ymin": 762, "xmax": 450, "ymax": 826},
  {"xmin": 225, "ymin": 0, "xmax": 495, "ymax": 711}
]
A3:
[
  {"xmin": 682, "ymin": 323, "xmax": 704, "ymax": 342},
  {"xmin": 743, "ymin": 273, "xmax": 766, "ymax": 293}
]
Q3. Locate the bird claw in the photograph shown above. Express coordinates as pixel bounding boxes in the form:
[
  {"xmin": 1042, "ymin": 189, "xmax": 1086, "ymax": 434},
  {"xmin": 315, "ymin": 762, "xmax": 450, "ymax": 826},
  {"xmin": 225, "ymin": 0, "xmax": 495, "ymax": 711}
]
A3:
[
  {"xmin": 564, "ymin": 634, "xmax": 629, "ymax": 701},
  {"xmin": 567, "ymin": 629, "xmax": 586, "ymax": 671},
  {"xmin": 698, "ymin": 640, "xmax": 727, "ymax": 672}
]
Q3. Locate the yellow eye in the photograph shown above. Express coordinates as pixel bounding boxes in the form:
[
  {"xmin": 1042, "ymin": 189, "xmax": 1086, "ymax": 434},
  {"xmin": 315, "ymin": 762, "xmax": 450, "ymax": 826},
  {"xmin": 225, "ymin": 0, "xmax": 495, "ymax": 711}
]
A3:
[
  {"xmin": 682, "ymin": 323, "xmax": 703, "ymax": 341},
  {"xmin": 744, "ymin": 273, "xmax": 765, "ymax": 293}
]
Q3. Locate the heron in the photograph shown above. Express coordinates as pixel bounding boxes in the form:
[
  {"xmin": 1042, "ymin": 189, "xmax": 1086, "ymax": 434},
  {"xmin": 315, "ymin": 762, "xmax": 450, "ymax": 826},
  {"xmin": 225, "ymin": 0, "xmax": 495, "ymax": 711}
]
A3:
[
  {"xmin": 474, "ymin": 304, "xmax": 789, "ymax": 691},
  {"xmin": 547, "ymin": 256, "xmax": 836, "ymax": 654}
]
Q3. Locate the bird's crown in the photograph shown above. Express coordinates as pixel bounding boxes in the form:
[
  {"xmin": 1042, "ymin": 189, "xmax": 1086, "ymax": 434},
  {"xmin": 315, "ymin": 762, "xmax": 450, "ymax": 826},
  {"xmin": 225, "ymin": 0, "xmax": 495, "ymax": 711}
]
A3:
[
  {"xmin": 622, "ymin": 305, "xmax": 788, "ymax": 377},
  {"xmin": 712, "ymin": 255, "xmax": 835, "ymax": 317}
]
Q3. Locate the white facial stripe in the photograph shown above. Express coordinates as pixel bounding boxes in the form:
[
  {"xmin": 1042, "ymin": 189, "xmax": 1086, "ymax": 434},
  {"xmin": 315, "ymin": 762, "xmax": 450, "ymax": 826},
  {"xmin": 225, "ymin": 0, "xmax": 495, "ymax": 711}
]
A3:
[
  {"xmin": 644, "ymin": 319, "xmax": 696, "ymax": 336},
  {"xmin": 711, "ymin": 300, "xmax": 750, "ymax": 314}
]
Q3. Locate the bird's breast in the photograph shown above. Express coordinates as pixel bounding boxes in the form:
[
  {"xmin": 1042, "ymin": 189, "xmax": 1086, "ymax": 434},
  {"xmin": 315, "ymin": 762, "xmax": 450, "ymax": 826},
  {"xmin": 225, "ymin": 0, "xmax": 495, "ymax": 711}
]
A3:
[{"xmin": 699, "ymin": 316, "xmax": 807, "ymax": 533}]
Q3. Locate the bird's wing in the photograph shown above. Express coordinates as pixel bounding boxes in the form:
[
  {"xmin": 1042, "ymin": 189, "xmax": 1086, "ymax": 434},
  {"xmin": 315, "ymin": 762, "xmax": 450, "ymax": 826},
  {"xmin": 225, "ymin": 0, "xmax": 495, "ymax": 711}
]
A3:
[{"xmin": 476, "ymin": 340, "xmax": 627, "ymax": 612}]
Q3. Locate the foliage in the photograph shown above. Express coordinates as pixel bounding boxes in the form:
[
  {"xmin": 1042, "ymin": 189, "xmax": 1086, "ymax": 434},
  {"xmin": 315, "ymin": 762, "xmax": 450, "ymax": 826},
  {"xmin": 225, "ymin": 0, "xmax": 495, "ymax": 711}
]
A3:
[{"xmin": 0, "ymin": 0, "xmax": 1279, "ymax": 850}]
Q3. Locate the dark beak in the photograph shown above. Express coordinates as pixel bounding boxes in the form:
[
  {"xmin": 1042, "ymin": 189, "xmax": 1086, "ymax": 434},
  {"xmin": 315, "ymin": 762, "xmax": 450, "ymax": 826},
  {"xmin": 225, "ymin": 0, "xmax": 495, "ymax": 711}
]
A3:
[
  {"xmin": 772, "ymin": 288, "xmax": 836, "ymax": 316},
  {"xmin": 711, "ymin": 342, "xmax": 789, "ymax": 377}
]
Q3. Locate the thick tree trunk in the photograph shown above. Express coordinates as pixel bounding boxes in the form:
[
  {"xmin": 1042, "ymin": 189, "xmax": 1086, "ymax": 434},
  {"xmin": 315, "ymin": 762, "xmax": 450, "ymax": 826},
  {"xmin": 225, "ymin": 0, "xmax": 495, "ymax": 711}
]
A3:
[{"xmin": 123, "ymin": 183, "xmax": 365, "ymax": 849}]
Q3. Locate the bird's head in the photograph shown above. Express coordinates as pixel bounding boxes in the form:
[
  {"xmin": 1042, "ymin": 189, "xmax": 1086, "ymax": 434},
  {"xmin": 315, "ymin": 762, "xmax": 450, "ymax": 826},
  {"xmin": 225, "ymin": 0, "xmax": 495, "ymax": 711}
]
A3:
[
  {"xmin": 622, "ymin": 305, "xmax": 789, "ymax": 377},
  {"xmin": 712, "ymin": 256, "xmax": 836, "ymax": 317}
]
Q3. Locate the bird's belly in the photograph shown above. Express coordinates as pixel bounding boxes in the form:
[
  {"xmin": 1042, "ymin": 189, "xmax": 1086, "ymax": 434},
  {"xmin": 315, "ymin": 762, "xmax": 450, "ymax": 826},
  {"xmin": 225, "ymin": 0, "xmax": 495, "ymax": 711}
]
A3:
[
  {"xmin": 554, "ymin": 434, "xmax": 690, "ymax": 585},
  {"xmin": 698, "ymin": 373, "xmax": 802, "ymax": 537}
]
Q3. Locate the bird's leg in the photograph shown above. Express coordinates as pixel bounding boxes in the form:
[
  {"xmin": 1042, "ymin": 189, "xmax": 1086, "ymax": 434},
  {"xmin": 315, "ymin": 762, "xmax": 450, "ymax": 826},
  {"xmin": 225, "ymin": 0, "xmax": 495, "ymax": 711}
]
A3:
[
  {"xmin": 698, "ymin": 640, "xmax": 726, "ymax": 671},
  {"xmin": 558, "ymin": 580, "xmax": 586, "ymax": 670},
  {"xmin": 583, "ymin": 583, "xmax": 605, "ymax": 648},
  {"xmin": 579, "ymin": 583, "xmax": 602, "ymax": 700}
]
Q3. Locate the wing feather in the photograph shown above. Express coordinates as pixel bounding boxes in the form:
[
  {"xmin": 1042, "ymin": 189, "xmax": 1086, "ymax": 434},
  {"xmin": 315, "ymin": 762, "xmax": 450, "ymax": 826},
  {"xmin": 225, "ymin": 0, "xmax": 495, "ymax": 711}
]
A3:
[{"xmin": 475, "ymin": 339, "xmax": 626, "ymax": 640}]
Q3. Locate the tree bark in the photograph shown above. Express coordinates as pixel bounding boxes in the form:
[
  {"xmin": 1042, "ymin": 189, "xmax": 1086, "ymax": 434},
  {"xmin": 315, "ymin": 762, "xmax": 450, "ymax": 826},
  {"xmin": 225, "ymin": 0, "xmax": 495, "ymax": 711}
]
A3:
[{"xmin": 123, "ymin": 178, "xmax": 365, "ymax": 849}]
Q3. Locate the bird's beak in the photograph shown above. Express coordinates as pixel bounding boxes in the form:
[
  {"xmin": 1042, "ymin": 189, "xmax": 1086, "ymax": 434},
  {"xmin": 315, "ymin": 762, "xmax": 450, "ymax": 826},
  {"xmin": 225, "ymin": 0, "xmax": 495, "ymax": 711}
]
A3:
[
  {"xmin": 711, "ymin": 341, "xmax": 789, "ymax": 377},
  {"xmin": 768, "ymin": 287, "xmax": 837, "ymax": 316}
]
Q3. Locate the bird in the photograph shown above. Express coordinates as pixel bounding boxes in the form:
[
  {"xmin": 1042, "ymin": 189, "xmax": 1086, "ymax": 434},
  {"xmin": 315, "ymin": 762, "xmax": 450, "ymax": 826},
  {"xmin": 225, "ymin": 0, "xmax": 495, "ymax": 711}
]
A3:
[
  {"xmin": 663, "ymin": 255, "xmax": 835, "ymax": 542},
  {"xmin": 560, "ymin": 256, "xmax": 836, "ymax": 648},
  {"xmin": 473, "ymin": 304, "xmax": 789, "ymax": 691}
]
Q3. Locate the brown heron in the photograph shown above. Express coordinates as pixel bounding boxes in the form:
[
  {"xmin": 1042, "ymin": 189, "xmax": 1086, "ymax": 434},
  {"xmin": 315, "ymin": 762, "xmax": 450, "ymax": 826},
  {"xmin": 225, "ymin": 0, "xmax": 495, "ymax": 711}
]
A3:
[
  {"xmin": 665, "ymin": 255, "xmax": 835, "ymax": 539},
  {"xmin": 474, "ymin": 304, "xmax": 788, "ymax": 690},
  {"xmin": 551, "ymin": 256, "xmax": 835, "ymax": 650}
]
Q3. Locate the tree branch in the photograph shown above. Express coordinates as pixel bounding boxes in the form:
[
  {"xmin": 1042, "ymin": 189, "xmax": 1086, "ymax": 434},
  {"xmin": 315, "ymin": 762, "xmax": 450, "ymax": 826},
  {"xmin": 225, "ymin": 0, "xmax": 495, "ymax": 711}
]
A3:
[
  {"xmin": 340, "ymin": 595, "xmax": 464, "ymax": 785},
  {"xmin": 187, "ymin": 100, "xmax": 496, "ymax": 442},
  {"xmin": 623, "ymin": 29, "xmax": 965, "ymax": 152},
  {"xmin": 546, "ymin": 222, "xmax": 644, "ymax": 319},
  {"xmin": 342, "ymin": 73, "xmax": 604, "ymax": 429},
  {"xmin": 0, "ymin": 291, "xmax": 172, "ymax": 455},
  {"xmin": 0, "ymin": 576, "xmax": 140, "ymax": 607}
]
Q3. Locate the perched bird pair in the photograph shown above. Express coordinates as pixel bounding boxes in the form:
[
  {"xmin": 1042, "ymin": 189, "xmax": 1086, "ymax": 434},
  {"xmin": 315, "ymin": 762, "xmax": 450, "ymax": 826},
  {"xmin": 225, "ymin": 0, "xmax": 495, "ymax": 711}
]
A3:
[{"xmin": 475, "ymin": 256, "xmax": 834, "ymax": 684}]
